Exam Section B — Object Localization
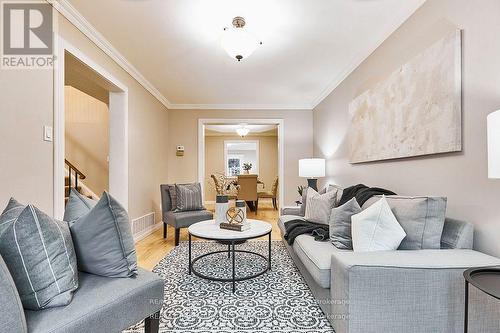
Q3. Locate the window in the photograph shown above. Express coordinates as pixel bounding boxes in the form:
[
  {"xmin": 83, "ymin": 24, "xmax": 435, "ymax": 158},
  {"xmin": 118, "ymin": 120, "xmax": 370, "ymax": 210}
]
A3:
[{"xmin": 224, "ymin": 141, "xmax": 259, "ymax": 176}]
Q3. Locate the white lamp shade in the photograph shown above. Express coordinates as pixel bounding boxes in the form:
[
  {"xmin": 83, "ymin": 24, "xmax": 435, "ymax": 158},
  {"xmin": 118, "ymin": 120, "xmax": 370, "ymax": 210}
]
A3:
[
  {"xmin": 221, "ymin": 28, "xmax": 259, "ymax": 61},
  {"xmin": 299, "ymin": 158, "xmax": 325, "ymax": 178},
  {"xmin": 487, "ymin": 110, "xmax": 500, "ymax": 178}
]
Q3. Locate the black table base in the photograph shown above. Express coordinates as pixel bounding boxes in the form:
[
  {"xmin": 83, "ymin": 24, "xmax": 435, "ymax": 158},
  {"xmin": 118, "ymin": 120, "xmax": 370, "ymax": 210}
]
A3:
[
  {"xmin": 188, "ymin": 232, "xmax": 272, "ymax": 293},
  {"xmin": 463, "ymin": 266, "xmax": 500, "ymax": 333}
]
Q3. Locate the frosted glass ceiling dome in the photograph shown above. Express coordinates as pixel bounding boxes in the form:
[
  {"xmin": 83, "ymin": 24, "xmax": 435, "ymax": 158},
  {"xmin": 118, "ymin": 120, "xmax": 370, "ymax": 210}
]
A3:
[{"xmin": 221, "ymin": 17, "xmax": 262, "ymax": 62}]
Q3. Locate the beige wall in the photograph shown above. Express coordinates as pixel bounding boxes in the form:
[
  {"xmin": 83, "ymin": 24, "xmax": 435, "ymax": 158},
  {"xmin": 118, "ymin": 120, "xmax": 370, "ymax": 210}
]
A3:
[
  {"xmin": 313, "ymin": 0, "xmax": 500, "ymax": 257},
  {"xmin": 65, "ymin": 86, "xmax": 109, "ymax": 195},
  {"xmin": 0, "ymin": 12, "xmax": 169, "ymax": 224},
  {"xmin": 204, "ymin": 135, "xmax": 278, "ymax": 202},
  {"xmin": 0, "ymin": 70, "xmax": 54, "ymax": 213},
  {"xmin": 167, "ymin": 109, "xmax": 313, "ymax": 205}
]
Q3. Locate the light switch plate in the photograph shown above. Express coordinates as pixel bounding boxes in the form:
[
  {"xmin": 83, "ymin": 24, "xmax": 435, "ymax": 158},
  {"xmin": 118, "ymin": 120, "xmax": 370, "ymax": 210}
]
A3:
[{"xmin": 43, "ymin": 126, "xmax": 53, "ymax": 142}]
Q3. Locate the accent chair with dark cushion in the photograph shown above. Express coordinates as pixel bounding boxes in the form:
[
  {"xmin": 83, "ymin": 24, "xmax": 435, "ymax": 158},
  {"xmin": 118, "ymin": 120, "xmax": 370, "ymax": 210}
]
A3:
[{"xmin": 160, "ymin": 184, "xmax": 213, "ymax": 246}]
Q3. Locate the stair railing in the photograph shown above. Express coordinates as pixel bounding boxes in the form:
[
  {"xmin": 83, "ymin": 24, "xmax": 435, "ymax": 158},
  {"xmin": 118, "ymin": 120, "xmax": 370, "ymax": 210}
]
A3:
[{"xmin": 65, "ymin": 159, "xmax": 86, "ymax": 190}]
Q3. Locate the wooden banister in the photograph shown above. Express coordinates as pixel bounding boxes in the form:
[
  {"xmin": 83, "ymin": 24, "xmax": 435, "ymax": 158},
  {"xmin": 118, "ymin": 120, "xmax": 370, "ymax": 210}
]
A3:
[{"xmin": 65, "ymin": 159, "xmax": 86, "ymax": 191}]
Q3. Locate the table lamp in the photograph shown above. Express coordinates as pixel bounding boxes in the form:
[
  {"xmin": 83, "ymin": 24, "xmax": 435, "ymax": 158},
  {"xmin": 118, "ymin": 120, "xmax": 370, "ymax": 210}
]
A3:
[
  {"xmin": 299, "ymin": 158, "xmax": 325, "ymax": 191},
  {"xmin": 488, "ymin": 110, "xmax": 500, "ymax": 178}
]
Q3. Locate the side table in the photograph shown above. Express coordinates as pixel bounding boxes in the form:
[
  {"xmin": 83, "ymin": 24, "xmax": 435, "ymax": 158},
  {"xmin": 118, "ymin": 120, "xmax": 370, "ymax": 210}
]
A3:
[{"xmin": 463, "ymin": 266, "xmax": 500, "ymax": 333}]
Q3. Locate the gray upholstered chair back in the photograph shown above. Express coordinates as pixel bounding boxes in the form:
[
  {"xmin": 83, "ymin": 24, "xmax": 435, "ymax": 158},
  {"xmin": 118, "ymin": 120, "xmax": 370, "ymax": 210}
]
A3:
[
  {"xmin": 441, "ymin": 218, "xmax": 474, "ymax": 249},
  {"xmin": 160, "ymin": 184, "xmax": 174, "ymax": 216}
]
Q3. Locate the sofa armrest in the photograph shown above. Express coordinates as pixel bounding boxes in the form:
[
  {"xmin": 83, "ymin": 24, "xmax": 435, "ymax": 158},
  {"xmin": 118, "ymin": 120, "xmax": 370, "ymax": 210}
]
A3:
[
  {"xmin": 0, "ymin": 254, "xmax": 27, "ymax": 333},
  {"xmin": 280, "ymin": 206, "xmax": 302, "ymax": 216},
  {"xmin": 330, "ymin": 250, "xmax": 500, "ymax": 333},
  {"xmin": 441, "ymin": 218, "xmax": 474, "ymax": 249}
]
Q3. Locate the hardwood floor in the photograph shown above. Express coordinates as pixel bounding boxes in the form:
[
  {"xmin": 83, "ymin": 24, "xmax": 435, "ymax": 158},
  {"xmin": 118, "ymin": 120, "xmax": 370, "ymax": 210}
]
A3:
[{"xmin": 136, "ymin": 199, "xmax": 282, "ymax": 270}]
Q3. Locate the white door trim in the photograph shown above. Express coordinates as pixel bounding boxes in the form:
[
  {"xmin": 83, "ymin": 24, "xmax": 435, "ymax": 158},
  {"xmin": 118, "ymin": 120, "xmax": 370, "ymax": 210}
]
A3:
[
  {"xmin": 53, "ymin": 37, "xmax": 129, "ymax": 219},
  {"xmin": 198, "ymin": 118, "xmax": 285, "ymax": 209}
]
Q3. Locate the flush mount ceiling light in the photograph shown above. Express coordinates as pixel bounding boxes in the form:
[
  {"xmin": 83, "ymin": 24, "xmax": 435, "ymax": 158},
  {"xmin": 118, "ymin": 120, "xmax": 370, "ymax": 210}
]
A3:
[
  {"xmin": 221, "ymin": 16, "xmax": 262, "ymax": 62},
  {"xmin": 236, "ymin": 124, "xmax": 250, "ymax": 137}
]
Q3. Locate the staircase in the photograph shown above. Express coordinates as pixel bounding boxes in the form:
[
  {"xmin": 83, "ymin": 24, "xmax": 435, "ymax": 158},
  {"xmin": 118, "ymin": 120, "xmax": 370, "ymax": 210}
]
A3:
[{"xmin": 65, "ymin": 159, "xmax": 94, "ymax": 204}]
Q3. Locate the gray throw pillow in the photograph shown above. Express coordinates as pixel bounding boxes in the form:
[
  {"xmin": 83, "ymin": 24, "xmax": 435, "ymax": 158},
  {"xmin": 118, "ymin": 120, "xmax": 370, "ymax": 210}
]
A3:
[
  {"xmin": 304, "ymin": 187, "xmax": 337, "ymax": 224},
  {"xmin": 329, "ymin": 198, "xmax": 361, "ymax": 249},
  {"xmin": 63, "ymin": 188, "xmax": 97, "ymax": 223},
  {"xmin": 175, "ymin": 183, "xmax": 204, "ymax": 211},
  {"xmin": 0, "ymin": 204, "xmax": 78, "ymax": 310},
  {"xmin": 0, "ymin": 198, "xmax": 24, "ymax": 236},
  {"xmin": 362, "ymin": 195, "xmax": 447, "ymax": 250},
  {"xmin": 69, "ymin": 192, "xmax": 137, "ymax": 277}
]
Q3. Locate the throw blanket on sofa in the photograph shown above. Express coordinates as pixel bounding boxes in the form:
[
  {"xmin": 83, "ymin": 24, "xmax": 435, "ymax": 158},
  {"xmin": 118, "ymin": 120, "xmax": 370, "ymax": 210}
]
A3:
[
  {"xmin": 337, "ymin": 184, "xmax": 397, "ymax": 206},
  {"xmin": 283, "ymin": 184, "xmax": 397, "ymax": 245},
  {"xmin": 284, "ymin": 219, "xmax": 329, "ymax": 245}
]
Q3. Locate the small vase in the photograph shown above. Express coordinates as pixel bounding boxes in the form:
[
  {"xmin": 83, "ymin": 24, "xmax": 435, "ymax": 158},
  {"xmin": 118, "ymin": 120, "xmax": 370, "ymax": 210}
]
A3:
[
  {"xmin": 236, "ymin": 200, "xmax": 247, "ymax": 223},
  {"xmin": 243, "ymin": 170, "xmax": 250, "ymax": 174},
  {"xmin": 215, "ymin": 195, "xmax": 229, "ymax": 225}
]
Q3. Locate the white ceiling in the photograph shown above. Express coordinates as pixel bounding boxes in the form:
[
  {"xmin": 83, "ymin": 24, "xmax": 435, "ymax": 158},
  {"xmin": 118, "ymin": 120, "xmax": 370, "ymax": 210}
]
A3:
[{"xmin": 65, "ymin": 0, "xmax": 425, "ymax": 109}]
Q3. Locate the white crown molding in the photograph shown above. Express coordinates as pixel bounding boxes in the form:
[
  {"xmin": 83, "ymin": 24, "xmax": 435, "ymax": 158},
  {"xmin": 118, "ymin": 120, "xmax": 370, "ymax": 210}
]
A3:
[
  {"xmin": 309, "ymin": 0, "xmax": 427, "ymax": 109},
  {"xmin": 50, "ymin": 0, "xmax": 173, "ymax": 109},
  {"xmin": 169, "ymin": 103, "xmax": 313, "ymax": 110}
]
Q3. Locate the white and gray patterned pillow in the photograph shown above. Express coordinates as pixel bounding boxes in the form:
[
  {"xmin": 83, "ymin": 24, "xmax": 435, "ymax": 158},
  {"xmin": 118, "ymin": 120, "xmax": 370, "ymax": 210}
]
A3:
[
  {"xmin": 304, "ymin": 187, "xmax": 337, "ymax": 224},
  {"xmin": 0, "ymin": 204, "xmax": 78, "ymax": 310},
  {"xmin": 175, "ymin": 183, "xmax": 204, "ymax": 212}
]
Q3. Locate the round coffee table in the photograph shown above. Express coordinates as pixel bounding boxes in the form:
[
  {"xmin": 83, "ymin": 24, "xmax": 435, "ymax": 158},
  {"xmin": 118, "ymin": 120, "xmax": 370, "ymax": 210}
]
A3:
[{"xmin": 188, "ymin": 219, "xmax": 272, "ymax": 293}]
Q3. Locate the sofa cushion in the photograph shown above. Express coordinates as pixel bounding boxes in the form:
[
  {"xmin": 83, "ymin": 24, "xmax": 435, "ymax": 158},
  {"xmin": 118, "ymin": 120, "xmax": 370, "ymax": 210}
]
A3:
[
  {"xmin": 166, "ymin": 210, "xmax": 214, "ymax": 229},
  {"xmin": 24, "ymin": 268, "xmax": 164, "ymax": 333},
  {"xmin": 329, "ymin": 198, "xmax": 361, "ymax": 250},
  {"xmin": 363, "ymin": 195, "xmax": 447, "ymax": 250},
  {"xmin": 63, "ymin": 189, "xmax": 97, "ymax": 223},
  {"xmin": 0, "ymin": 253, "xmax": 27, "ymax": 333},
  {"xmin": 279, "ymin": 215, "xmax": 346, "ymax": 288},
  {"xmin": 352, "ymin": 197, "xmax": 406, "ymax": 252},
  {"xmin": 0, "ymin": 205, "xmax": 78, "ymax": 310},
  {"xmin": 69, "ymin": 192, "xmax": 137, "ymax": 278},
  {"xmin": 293, "ymin": 234, "xmax": 345, "ymax": 288}
]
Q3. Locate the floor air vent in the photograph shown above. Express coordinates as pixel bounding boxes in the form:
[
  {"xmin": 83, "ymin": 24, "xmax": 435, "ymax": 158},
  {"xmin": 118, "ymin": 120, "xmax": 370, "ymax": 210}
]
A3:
[{"xmin": 132, "ymin": 212, "xmax": 156, "ymax": 241}]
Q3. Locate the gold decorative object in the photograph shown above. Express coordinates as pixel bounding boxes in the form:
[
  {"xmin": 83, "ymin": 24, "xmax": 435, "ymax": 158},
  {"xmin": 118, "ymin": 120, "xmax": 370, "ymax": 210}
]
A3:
[{"xmin": 225, "ymin": 207, "xmax": 244, "ymax": 224}]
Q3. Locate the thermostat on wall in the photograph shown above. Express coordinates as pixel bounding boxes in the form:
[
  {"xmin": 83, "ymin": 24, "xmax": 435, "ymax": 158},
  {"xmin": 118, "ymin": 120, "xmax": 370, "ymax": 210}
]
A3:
[{"xmin": 176, "ymin": 145, "xmax": 185, "ymax": 156}]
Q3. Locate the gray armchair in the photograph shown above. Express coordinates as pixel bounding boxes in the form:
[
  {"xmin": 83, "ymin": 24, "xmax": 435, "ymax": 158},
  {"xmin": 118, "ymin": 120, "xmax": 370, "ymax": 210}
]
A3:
[{"xmin": 160, "ymin": 184, "xmax": 213, "ymax": 246}]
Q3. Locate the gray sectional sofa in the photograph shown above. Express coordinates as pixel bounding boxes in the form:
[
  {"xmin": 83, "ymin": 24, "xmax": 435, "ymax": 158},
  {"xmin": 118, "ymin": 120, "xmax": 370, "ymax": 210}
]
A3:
[
  {"xmin": 279, "ymin": 207, "xmax": 500, "ymax": 333},
  {"xmin": 0, "ymin": 252, "xmax": 164, "ymax": 333}
]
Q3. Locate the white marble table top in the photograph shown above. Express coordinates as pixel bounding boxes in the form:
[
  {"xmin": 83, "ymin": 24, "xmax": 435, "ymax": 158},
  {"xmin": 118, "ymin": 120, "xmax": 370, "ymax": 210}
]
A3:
[{"xmin": 188, "ymin": 219, "xmax": 272, "ymax": 240}]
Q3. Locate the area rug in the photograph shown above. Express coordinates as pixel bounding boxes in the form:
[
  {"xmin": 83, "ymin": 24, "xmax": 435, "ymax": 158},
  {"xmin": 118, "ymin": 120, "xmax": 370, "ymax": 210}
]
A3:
[{"xmin": 125, "ymin": 241, "xmax": 334, "ymax": 333}]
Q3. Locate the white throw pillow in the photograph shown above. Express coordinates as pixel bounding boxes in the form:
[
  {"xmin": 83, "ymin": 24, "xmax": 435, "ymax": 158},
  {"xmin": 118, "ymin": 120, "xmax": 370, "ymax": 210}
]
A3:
[
  {"xmin": 351, "ymin": 196, "xmax": 406, "ymax": 252},
  {"xmin": 304, "ymin": 187, "xmax": 337, "ymax": 224}
]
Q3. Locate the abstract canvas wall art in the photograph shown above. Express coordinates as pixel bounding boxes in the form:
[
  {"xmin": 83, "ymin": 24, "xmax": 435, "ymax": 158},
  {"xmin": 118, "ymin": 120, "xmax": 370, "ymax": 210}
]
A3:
[{"xmin": 349, "ymin": 30, "xmax": 462, "ymax": 163}]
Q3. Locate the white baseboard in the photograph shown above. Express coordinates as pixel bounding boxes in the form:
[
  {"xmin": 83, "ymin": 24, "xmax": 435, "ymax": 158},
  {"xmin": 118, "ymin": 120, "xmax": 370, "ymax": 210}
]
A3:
[{"xmin": 133, "ymin": 222, "xmax": 162, "ymax": 243}]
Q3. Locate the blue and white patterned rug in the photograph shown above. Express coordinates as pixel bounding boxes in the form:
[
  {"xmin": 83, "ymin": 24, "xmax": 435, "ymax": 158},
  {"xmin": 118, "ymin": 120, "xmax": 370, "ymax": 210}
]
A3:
[{"xmin": 125, "ymin": 240, "xmax": 334, "ymax": 332}]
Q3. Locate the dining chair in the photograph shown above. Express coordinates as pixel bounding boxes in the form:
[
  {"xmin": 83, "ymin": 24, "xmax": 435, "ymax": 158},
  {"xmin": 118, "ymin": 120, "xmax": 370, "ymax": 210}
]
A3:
[
  {"xmin": 258, "ymin": 177, "xmax": 279, "ymax": 210},
  {"xmin": 237, "ymin": 174, "xmax": 258, "ymax": 211}
]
